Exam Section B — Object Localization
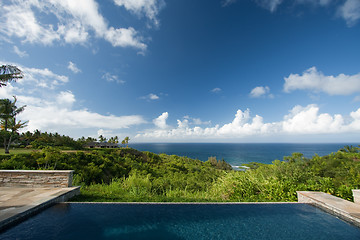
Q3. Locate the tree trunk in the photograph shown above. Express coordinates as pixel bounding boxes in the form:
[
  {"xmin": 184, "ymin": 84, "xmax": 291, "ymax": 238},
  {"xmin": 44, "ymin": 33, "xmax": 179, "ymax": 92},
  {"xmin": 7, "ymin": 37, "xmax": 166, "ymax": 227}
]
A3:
[
  {"xmin": 5, "ymin": 135, "xmax": 12, "ymax": 154},
  {"xmin": 4, "ymin": 137, "xmax": 9, "ymax": 154}
]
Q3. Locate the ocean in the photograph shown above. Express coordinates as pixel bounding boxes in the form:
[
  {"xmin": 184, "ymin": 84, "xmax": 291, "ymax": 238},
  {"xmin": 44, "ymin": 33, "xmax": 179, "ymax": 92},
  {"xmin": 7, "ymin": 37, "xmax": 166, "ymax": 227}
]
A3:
[{"xmin": 129, "ymin": 143, "xmax": 359, "ymax": 166}]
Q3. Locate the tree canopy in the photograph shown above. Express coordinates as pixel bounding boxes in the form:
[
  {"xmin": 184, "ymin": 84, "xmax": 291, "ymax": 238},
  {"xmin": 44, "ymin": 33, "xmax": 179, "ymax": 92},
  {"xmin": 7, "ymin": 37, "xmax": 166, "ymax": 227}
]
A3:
[
  {"xmin": 0, "ymin": 65, "xmax": 24, "ymax": 87},
  {"xmin": 0, "ymin": 96, "xmax": 27, "ymax": 153}
]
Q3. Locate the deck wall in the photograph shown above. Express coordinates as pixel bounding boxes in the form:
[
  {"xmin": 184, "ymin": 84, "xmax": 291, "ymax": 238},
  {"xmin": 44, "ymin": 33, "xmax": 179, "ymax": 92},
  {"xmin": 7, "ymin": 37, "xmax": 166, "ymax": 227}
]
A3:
[{"xmin": 0, "ymin": 170, "xmax": 73, "ymax": 188}]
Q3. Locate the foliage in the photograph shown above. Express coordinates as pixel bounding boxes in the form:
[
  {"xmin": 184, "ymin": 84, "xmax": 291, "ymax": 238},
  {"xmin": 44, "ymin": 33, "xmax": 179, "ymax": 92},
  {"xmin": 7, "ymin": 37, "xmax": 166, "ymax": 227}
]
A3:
[
  {"xmin": 1, "ymin": 146, "xmax": 360, "ymax": 202},
  {"xmin": 18, "ymin": 130, "xmax": 84, "ymax": 149},
  {"xmin": 0, "ymin": 96, "xmax": 27, "ymax": 154},
  {"xmin": 206, "ymin": 156, "xmax": 233, "ymax": 170},
  {"xmin": 0, "ymin": 65, "xmax": 23, "ymax": 87}
]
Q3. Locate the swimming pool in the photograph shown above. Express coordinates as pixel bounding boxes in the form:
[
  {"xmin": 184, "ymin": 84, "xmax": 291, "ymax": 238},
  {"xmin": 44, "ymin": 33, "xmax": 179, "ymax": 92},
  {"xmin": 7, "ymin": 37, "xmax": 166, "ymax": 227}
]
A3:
[{"xmin": 1, "ymin": 203, "xmax": 360, "ymax": 239}]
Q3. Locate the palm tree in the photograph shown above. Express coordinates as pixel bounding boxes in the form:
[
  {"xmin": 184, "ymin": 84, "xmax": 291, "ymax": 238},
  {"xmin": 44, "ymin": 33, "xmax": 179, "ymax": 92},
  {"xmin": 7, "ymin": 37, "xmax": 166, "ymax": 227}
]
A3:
[
  {"xmin": 98, "ymin": 135, "xmax": 106, "ymax": 143},
  {"xmin": 0, "ymin": 96, "xmax": 27, "ymax": 153},
  {"xmin": 0, "ymin": 65, "xmax": 23, "ymax": 87},
  {"xmin": 340, "ymin": 145, "xmax": 359, "ymax": 153},
  {"xmin": 124, "ymin": 136, "xmax": 130, "ymax": 148}
]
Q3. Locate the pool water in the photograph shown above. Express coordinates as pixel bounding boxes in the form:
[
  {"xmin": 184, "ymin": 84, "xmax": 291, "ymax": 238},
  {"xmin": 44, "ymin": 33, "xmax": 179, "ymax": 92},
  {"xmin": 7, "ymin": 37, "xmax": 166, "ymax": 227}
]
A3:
[{"xmin": 2, "ymin": 203, "xmax": 360, "ymax": 240}]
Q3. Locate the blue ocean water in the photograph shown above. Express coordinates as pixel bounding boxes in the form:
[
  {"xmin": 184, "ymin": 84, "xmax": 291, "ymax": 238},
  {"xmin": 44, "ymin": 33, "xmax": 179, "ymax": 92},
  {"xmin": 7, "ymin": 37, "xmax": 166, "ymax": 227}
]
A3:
[
  {"xmin": 130, "ymin": 143, "xmax": 358, "ymax": 166},
  {"xmin": 2, "ymin": 203, "xmax": 360, "ymax": 240}
]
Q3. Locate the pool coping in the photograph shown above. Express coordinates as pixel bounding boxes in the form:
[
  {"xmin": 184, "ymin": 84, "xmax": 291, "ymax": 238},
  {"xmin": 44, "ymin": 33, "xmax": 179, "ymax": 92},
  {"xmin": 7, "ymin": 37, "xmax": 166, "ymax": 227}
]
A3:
[
  {"xmin": 297, "ymin": 191, "xmax": 360, "ymax": 227},
  {"xmin": 68, "ymin": 201, "xmax": 299, "ymax": 204},
  {"xmin": 0, "ymin": 186, "xmax": 80, "ymax": 232}
]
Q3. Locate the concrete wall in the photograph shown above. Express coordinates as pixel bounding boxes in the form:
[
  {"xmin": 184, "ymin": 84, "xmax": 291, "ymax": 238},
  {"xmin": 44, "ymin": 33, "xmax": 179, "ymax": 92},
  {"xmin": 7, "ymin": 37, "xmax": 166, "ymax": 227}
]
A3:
[{"xmin": 0, "ymin": 170, "xmax": 74, "ymax": 188}]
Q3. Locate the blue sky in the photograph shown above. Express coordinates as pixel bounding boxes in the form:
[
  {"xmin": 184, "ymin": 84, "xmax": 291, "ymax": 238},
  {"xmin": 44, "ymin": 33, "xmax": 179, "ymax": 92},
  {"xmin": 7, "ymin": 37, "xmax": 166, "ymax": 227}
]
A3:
[{"xmin": 0, "ymin": 0, "xmax": 360, "ymax": 143}]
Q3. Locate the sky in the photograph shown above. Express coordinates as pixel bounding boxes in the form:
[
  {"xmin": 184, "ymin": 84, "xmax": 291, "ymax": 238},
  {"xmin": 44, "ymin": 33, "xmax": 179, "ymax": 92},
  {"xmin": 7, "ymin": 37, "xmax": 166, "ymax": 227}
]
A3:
[{"xmin": 0, "ymin": 0, "xmax": 360, "ymax": 143}]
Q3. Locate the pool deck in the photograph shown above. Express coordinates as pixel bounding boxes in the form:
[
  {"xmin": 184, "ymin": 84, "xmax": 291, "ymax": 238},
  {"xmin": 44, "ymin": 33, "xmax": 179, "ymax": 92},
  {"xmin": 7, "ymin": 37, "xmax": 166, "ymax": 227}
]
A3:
[
  {"xmin": 0, "ymin": 186, "xmax": 80, "ymax": 232},
  {"xmin": 297, "ymin": 191, "xmax": 360, "ymax": 227}
]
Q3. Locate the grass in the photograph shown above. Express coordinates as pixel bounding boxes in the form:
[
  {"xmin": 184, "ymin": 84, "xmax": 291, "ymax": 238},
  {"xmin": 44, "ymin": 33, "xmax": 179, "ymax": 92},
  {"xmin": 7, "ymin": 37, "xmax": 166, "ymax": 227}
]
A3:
[{"xmin": 0, "ymin": 148, "xmax": 39, "ymax": 155}]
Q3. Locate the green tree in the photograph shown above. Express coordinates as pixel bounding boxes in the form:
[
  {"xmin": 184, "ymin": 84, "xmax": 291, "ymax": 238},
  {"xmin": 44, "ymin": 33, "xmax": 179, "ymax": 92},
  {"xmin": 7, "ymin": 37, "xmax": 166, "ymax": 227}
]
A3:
[
  {"xmin": 98, "ymin": 135, "xmax": 106, "ymax": 143},
  {"xmin": 0, "ymin": 65, "xmax": 23, "ymax": 87},
  {"xmin": 0, "ymin": 96, "xmax": 27, "ymax": 153},
  {"xmin": 123, "ymin": 136, "xmax": 130, "ymax": 148},
  {"xmin": 339, "ymin": 145, "xmax": 359, "ymax": 153}
]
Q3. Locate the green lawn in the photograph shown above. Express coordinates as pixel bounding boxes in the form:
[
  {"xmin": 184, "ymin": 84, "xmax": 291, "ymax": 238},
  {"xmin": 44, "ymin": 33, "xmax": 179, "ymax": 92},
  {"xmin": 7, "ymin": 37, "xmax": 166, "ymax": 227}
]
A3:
[{"xmin": 0, "ymin": 148, "xmax": 38, "ymax": 155}]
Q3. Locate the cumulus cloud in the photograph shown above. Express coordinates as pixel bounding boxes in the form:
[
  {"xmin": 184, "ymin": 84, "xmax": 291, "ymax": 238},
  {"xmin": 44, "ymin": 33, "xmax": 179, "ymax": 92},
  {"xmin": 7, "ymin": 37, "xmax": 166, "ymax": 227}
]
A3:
[
  {"xmin": 113, "ymin": 0, "xmax": 165, "ymax": 27},
  {"xmin": 56, "ymin": 91, "xmax": 76, "ymax": 108},
  {"xmin": 20, "ymin": 105, "xmax": 145, "ymax": 133},
  {"xmin": 135, "ymin": 105, "xmax": 360, "ymax": 141},
  {"xmin": 13, "ymin": 46, "xmax": 28, "ymax": 58},
  {"xmin": 282, "ymin": 104, "xmax": 345, "ymax": 134},
  {"xmin": 284, "ymin": 67, "xmax": 360, "ymax": 95},
  {"xmin": 0, "ymin": 62, "xmax": 145, "ymax": 137},
  {"xmin": 153, "ymin": 112, "xmax": 169, "ymax": 129},
  {"xmin": 68, "ymin": 61, "xmax": 81, "ymax": 74},
  {"xmin": 184, "ymin": 116, "xmax": 211, "ymax": 125},
  {"xmin": 249, "ymin": 86, "xmax": 273, "ymax": 98},
  {"xmin": 0, "ymin": 0, "xmax": 147, "ymax": 50},
  {"xmin": 338, "ymin": 0, "xmax": 360, "ymax": 27},
  {"xmin": 17, "ymin": 66, "xmax": 68, "ymax": 89}
]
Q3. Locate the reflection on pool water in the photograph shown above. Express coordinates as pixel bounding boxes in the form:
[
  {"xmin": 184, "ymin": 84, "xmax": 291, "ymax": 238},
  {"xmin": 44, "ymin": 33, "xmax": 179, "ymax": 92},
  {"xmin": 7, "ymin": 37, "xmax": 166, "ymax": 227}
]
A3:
[{"xmin": 1, "ymin": 203, "xmax": 360, "ymax": 240}]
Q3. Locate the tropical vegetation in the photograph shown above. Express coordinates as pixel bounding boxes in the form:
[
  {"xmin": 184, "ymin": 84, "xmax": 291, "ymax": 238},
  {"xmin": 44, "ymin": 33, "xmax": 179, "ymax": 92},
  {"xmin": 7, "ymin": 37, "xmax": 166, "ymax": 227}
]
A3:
[
  {"xmin": 0, "ymin": 97, "xmax": 27, "ymax": 153},
  {"xmin": 0, "ymin": 65, "xmax": 23, "ymax": 87},
  {"xmin": 0, "ymin": 144, "xmax": 359, "ymax": 202}
]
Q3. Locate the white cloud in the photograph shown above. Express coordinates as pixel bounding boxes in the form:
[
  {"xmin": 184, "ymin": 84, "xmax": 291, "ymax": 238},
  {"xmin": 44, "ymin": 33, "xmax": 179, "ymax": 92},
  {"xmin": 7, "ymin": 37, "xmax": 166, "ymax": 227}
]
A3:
[
  {"xmin": 0, "ymin": 0, "xmax": 147, "ymax": 50},
  {"xmin": 284, "ymin": 67, "xmax": 360, "ymax": 95},
  {"xmin": 282, "ymin": 104, "xmax": 345, "ymax": 134},
  {"xmin": 22, "ymin": 66, "xmax": 69, "ymax": 89},
  {"xmin": 135, "ymin": 105, "xmax": 360, "ymax": 141},
  {"xmin": 105, "ymin": 27, "xmax": 146, "ymax": 50},
  {"xmin": 67, "ymin": 61, "xmax": 81, "ymax": 74},
  {"xmin": 0, "ymin": 62, "xmax": 146, "ymax": 137},
  {"xmin": 102, "ymin": 73, "xmax": 125, "ymax": 84},
  {"xmin": 249, "ymin": 86, "xmax": 273, "ymax": 98},
  {"xmin": 0, "ymin": 61, "xmax": 70, "ymax": 89},
  {"xmin": 183, "ymin": 116, "xmax": 211, "ymax": 125},
  {"xmin": 211, "ymin": 87, "xmax": 222, "ymax": 93},
  {"xmin": 338, "ymin": 0, "xmax": 360, "ymax": 27},
  {"xmin": 149, "ymin": 94, "xmax": 160, "ymax": 100},
  {"xmin": 20, "ymin": 105, "xmax": 145, "ymax": 133},
  {"xmin": 56, "ymin": 91, "xmax": 76, "ymax": 108},
  {"xmin": 113, "ymin": 0, "xmax": 165, "ymax": 27},
  {"xmin": 13, "ymin": 46, "xmax": 28, "ymax": 58},
  {"xmin": 177, "ymin": 119, "xmax": 189, "ymax": 129},
  {"xmin": 153, "ymin": 112, "xmax": 168, "ymax": 129},
  {"xmin": 141, "ymin": 93, "xmax": 160, "ymax": 101},
  {"xmin": 0, "ymin": 3, "xmax": 60, "ymax": 45}
]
